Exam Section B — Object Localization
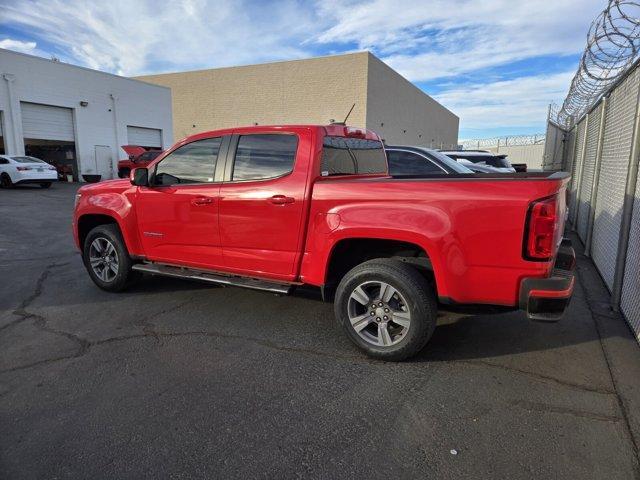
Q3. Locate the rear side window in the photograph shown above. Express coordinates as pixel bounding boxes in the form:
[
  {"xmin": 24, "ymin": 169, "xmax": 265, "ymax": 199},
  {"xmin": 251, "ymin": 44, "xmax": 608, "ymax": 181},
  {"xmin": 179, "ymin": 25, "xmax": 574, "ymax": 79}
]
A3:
[
  {"xmin": 321, "ymin": 137, "xmax": 387, "ymax": 175},
  {"xmin": 387, "ymin": 150, "xmax": 443, "ymax": 175},
  {"xmin": 232, "ymin": 134, "xmax": 298, "ymax": 181},
  {"xmin": 154, "ymin": 137, "xmax": 221, "ymax": 185}
]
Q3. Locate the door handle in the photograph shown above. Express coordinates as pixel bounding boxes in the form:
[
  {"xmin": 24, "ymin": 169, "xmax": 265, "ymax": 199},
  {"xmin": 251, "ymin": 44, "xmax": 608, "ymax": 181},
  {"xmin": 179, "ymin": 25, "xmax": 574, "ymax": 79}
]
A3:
[
  {"xmin": 269, "ymin": 195, "xmax": 295, "ymax": 205},
  {"xmin": 191, "ymin": 196, "xmax": 214, "ymax": 206}
]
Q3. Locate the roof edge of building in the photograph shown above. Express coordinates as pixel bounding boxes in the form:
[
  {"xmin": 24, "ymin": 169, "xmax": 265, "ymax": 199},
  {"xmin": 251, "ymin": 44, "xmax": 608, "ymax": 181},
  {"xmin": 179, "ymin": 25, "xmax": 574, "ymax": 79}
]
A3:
[
  {"xmin": 0, "ymin": 48, "xmax": 171, "ymax": 91},
  {"xmin": 365, "ymin": 52, "xmax": 459, "ymax": 121},
  {"xmin": 133, "ymin": 51, "xmax": 371, "ymax": 79}
]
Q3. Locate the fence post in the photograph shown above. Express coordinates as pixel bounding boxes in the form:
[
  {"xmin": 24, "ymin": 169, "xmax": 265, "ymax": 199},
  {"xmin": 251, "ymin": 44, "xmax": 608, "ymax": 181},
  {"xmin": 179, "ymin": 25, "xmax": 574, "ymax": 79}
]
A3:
[
  {"xmin": 584, "ymin": 97, "xmax": 608, "ymax": 257},
  {"xmin": 572, "ymin": 113, "xmax": 590, "ymax": 229},
  {"xmin": 611, "ymin": 82, "xmax": 640, "ymax": 312}
]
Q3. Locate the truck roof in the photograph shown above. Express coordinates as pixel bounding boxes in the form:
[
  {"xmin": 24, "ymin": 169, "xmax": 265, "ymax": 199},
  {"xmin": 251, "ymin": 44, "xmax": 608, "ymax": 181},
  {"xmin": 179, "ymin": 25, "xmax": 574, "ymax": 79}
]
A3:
[{"xmin": 177, "ymin": 124, "xmax": 382, "ymax": 145}]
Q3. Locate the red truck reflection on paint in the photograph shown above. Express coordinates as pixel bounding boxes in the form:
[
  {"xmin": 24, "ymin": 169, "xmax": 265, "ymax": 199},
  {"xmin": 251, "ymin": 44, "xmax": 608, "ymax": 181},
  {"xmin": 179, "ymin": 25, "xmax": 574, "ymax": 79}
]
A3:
[{"xmin": 73, "ymin": 124, "xmax": 575, "ymax": 361}]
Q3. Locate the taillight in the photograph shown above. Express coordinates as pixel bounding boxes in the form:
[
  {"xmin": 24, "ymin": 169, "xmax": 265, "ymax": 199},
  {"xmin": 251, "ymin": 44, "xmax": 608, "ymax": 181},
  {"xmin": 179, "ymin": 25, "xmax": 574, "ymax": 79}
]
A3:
[
  {"xmin": 524, "ymin": 195, "xmax": 559, "ymax": 261},
  {"xmin": 16, "ymin": 166, "xmax": 31, "ymax": 171},
  {"xmin": 343, "ymin": 126, "xmax": 366, "ymax": 138}
]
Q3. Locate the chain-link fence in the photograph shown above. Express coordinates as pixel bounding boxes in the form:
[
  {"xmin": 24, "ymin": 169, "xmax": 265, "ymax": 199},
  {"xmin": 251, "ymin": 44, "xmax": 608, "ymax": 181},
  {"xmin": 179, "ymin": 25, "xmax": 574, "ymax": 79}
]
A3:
[{"xmin": 545, "ymin": 59, "xmax": 640, "ymax": 343}]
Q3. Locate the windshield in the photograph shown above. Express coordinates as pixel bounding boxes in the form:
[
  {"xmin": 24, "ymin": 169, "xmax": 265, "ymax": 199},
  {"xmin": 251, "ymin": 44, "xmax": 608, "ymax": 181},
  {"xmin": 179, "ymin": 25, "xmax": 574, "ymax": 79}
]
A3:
[
  {"xmin": 139, "ymin": 151, "xmax": 162, "ymax": 161},
  {"xmin": 423, "ymin": 150, "xmax": 473, "ymax": 173},
  {"xmin": 321, "ymin": 136, "xmax": 387, "ymax": 175},
  {"xmin": 12, "ymin": 156, "xmax": 47, "ymax": 164},
  {"xmin": 448, "ymin": 153, "xmax": 512, "ymax": 169}
]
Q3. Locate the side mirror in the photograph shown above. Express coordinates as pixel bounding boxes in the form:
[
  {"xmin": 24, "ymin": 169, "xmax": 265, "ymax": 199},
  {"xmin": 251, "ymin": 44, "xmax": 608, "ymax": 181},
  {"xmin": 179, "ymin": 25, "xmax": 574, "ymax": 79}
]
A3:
[
  {"xmin": 130, "ymin": 167, "xmax": 149, "ymax": 186},
  {"xmin": 129, "ymin": 154, "xmax": 135, "ymax": 160}
]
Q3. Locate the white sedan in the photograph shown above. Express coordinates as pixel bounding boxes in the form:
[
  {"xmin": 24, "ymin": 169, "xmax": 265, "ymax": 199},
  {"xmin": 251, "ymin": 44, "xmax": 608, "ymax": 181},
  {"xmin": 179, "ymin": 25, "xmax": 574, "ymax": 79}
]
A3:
[{"xmin": 0, "ymin": 155, "xmax": 58, "ymax": 188}]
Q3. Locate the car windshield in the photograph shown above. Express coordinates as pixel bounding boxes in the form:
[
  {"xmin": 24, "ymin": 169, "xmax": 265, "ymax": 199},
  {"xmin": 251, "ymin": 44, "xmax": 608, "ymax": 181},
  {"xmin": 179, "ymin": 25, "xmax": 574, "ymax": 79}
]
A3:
[
  {"xmin": 12, "ymin": 156, "xmax": 47, "ymax": 164},
  {"xmin": 423, "ymin": 150, "xmax": 473, "ymax": 173},
  {"xmin": 140, "ymin": 151, "xmax": 162, "ymax": 161},
  {"xmin": 448, "ymin": 153, "xmax": 511, "ymax": 169}
]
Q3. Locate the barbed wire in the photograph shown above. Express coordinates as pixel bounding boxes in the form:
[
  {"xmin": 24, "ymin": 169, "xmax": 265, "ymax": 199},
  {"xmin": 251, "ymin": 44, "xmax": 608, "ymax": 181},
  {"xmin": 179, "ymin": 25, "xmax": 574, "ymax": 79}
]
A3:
[
  {"xmin": 554, "ymin": 0, "xmax": 640, "ymax": 128},
  {"xmin": 459, "ymin": 134, "xmax": 546, "ymax": 149}
]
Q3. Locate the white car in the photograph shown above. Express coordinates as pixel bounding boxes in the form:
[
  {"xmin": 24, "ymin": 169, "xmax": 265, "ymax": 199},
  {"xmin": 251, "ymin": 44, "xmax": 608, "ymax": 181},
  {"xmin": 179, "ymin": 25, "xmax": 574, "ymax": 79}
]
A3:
[
  {"xmin": 0, "ymin": 155, "xmax": 58, "ymax": 188},
  {"xmin": 439, "ymin": 150, "xmax": 517, "ymax": 173}
]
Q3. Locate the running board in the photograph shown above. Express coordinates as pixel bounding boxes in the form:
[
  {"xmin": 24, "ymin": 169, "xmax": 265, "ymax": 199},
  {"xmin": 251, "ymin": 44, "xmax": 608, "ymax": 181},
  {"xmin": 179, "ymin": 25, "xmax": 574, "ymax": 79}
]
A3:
[{"xmin": 132, "ymin": 262, "xmax": 293, "ymax": 294}]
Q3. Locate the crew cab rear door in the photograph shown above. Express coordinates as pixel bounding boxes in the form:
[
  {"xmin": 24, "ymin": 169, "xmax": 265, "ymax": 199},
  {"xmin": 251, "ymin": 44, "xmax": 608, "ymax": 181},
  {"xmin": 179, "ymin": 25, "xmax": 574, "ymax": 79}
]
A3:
[
  {"xmin": 218, "ymin": 130, "xmax": 312, "ymax": 281},
  {"xmin": 134, "ymin": 135, "xmax": 229, "ymax": 269}
]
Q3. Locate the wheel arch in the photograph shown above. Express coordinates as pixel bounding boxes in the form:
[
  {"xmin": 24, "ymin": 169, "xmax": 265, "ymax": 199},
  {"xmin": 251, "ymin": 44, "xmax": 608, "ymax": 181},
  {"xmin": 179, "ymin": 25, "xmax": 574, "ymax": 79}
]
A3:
[{"xmin": 321, "ymin": 236, "xmax": 442, "ymax": 302}]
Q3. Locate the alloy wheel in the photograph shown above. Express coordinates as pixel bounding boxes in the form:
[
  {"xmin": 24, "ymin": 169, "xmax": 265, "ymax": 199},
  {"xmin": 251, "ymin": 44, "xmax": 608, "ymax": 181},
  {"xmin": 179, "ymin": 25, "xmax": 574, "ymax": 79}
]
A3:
[
  {"xmin": 89, "ymin": 237, "xmax": 119, "ymax": 283},
  {"xmin": 347, "ymin": 280, "xmax": 411, "ymax": 347}
]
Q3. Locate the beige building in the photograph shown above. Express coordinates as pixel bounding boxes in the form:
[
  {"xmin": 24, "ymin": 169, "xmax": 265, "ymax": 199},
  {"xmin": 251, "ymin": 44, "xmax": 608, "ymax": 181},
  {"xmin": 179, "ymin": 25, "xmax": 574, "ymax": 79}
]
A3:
[{"xmin": 136, "ymin": 52, "xmax": 458, "ymax": 148}]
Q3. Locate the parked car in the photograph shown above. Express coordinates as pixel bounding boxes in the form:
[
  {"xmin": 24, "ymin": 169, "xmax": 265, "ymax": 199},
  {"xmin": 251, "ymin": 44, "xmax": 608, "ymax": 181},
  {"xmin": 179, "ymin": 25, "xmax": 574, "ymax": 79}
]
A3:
[
  {"xmin": 73, "ymin": 124, "xmax": 575, "ymax": 361},
  {"xmin": 117, "ymin": 146, "xmax": 163, "ymax": 178},
  {"xmin": 0, "ymin": 155, "xmax": 58, "ymax": 188},
  {"xmin": 440, "ymin": 150, "xmax": 517, "ymax": 173},
  {"xmin": 385, "ymin": 146, "xmax": 473, "ymax": 175}
]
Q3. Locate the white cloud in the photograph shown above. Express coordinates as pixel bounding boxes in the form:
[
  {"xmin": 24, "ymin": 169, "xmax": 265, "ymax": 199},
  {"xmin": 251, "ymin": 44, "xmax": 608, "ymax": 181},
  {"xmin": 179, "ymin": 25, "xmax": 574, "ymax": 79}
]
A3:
[
  {"xmin": 0, "ymin": 38, "xmax": 37, "ymax": 54},
  {"xmin": 435, "ymin": 70, "xmax": 575, "ymax": 133},
  {"xmin": 0, "ymin": 0, "xmax": 604, "ymax": 136},
  {"xmin": 315, "ymin": 0, "xmax": 603, "ymax": 81},
  {"xmin": 1, "ymin": 0, "xmax": 319, "ymax": 76}
]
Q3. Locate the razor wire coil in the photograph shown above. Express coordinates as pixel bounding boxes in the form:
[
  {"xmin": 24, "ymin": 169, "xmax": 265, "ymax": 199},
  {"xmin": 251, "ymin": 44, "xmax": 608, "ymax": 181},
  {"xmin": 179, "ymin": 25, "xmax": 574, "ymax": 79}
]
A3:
[{"xmin": 555, "ymin": 0, "xmax": 640, "ymax": 128}]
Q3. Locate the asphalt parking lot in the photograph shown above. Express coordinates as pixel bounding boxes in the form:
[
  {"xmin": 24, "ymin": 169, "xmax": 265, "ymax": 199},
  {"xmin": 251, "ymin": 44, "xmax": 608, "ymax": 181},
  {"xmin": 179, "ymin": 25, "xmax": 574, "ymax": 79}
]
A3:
[{"xmin": 1, "ymin": 182, "xmax": 640, "ymax": 479}]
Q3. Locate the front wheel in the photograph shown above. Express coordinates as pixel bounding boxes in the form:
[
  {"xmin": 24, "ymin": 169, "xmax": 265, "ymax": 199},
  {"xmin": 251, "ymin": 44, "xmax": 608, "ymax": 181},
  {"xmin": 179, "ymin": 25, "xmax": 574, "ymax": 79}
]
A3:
[
  {"xmin": 334, "ymin": 259, "xmax": 437, "ymax": 361},
  {"xmin": 0, "ymin": 173, "xmax": 13, "ymax": 188},
  {"xmin": 83, "ymin": 224, "xmax": 136, "ymax": 292}
]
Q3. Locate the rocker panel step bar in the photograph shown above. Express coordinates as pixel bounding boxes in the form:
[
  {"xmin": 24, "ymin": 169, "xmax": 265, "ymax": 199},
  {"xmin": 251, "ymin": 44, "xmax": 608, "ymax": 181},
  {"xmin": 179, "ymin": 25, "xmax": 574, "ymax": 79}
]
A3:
[{"xmin": 132, "ymin": 262, "xmax": 293, "ymax": 294}]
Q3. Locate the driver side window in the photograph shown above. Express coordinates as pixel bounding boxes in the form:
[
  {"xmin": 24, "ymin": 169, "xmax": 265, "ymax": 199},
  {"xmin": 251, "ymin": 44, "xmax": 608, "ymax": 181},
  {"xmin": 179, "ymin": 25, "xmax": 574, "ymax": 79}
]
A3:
[{"xmin": 153, "ymin": 137, "xmax": 222, "ymax": 185}]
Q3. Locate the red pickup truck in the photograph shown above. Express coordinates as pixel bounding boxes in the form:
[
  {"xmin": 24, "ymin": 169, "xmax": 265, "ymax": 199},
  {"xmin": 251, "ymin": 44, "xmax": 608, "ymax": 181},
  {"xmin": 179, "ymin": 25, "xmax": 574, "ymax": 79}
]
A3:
[
  {"xmin": 117, "ymin": 146, "xmax": 163, "ymax": 178},
  {"xmin": 73, "ymin": 124, "xmax": 575, "ymax": 360}
]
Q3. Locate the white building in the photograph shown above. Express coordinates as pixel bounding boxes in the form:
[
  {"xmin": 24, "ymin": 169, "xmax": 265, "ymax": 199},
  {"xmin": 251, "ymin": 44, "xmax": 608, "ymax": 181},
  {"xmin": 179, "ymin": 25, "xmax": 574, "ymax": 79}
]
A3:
[{"xmin": 0, "ymin": 48, "xmax": 172, "ymax": 181}]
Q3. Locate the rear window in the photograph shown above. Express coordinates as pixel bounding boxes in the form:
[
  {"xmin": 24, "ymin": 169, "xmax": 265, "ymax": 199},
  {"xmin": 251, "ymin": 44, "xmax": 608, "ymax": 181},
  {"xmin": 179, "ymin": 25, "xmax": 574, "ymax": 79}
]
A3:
[
  {"xmin": 12, "ymin": 156, "xmax": 46, "ymax": 164},
  {"xmin": 321, "ymin": 136, "xmax": 387, "ymax": 175}
]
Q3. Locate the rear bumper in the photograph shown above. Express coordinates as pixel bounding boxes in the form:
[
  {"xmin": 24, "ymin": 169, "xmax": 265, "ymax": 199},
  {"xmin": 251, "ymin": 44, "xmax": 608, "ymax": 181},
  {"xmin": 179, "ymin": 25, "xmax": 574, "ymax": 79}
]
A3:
[{"xmin": 519, "ymin": 239, "xmax": 576, "ymax": 322}]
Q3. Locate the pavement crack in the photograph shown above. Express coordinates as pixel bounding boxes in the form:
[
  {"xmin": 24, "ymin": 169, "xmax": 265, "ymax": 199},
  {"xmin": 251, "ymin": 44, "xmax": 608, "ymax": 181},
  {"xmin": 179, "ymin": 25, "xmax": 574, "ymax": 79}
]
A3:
[
  {"xmin": 1, "ymin": 261, "xmax": 69, "ymax": 333},
  {"xmin": 458, "ymin": 359, "xmax": 616, "ymax": 395},
  {"xmin": 511, "ymin": 399, "xmax": 622, "ymax": 423},
  {"xmin": 0, "ymin": 260, "xmax": 90, "ymax": 368}
]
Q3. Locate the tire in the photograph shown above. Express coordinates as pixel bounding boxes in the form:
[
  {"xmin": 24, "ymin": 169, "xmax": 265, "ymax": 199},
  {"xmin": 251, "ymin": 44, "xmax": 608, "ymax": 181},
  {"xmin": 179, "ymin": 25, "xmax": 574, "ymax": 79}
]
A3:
[
  {"xmin": 0, "ymin": 173, "xmax": 13, "ymax": 188},
  {"xmin": 40, "ymin": 182, "xmax": 52, "ymax": 189},
  {"xmin": 334, "ymin": 259, "xmax": 437, "ymax": 361},
  {"xmin": 83, "ymin": 224, "xmax": 136, "ymax": 292}
]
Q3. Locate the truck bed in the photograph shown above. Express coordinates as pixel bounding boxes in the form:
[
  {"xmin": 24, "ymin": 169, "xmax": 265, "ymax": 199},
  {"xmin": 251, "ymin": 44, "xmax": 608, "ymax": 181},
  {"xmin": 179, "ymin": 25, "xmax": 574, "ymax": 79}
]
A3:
[{"xmin": 303, "ymin": 171, "xmax": 570, "ymax": 306}]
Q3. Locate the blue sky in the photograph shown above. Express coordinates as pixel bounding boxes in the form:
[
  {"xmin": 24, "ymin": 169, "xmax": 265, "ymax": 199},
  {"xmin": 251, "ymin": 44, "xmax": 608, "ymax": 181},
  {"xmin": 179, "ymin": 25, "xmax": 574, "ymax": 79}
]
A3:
[{"xmin": 0, "ymin": 0, "xmax": 605, "ymax": 139}]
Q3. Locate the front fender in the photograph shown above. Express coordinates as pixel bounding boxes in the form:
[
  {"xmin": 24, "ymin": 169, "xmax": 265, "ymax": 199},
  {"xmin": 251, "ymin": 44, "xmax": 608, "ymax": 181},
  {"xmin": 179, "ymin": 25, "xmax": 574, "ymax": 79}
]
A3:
[{"xmin": 74, "ymin": 186, "xmax": 143, "ymax": 256}]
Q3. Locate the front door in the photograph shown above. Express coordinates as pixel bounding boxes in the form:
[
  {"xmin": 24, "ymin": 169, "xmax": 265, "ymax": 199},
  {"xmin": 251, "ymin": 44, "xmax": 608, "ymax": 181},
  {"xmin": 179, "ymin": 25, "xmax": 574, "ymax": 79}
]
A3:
[
  {"xmin": 218, "ymin": 133, "xmax": 308, "ymax": 280},
  {"xmin": 135, "ymin": 136, "xmax": 227, "ymax": 269}
]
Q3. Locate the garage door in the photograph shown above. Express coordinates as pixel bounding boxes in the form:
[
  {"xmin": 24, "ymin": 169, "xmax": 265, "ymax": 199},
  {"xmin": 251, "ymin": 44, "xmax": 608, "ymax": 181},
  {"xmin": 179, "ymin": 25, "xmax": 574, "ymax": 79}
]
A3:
[
  {"xmin": 127, "ymin": 126, "xmax": 162, "ymax": 148},
  {"xmin": 21, "ymin": 102, "xmax": 74, "ymax": 141}
]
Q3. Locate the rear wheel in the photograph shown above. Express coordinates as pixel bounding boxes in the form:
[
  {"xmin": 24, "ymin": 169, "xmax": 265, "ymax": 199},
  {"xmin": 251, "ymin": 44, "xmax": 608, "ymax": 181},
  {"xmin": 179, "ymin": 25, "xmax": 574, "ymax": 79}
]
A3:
[
  {"xmin": 40, "ymin": 182, "xmax": 52, "ymax": 189},
  {"xmin": 0, "ymin": 173, "xmax": 13, "ymax": 188},
  {"xmin": 83, "ymin": 224, "xmax": 136, "ymax": 292},
  {"xmin": 334, "ymin": 259, "xmax": 437, "ymax": 361}
]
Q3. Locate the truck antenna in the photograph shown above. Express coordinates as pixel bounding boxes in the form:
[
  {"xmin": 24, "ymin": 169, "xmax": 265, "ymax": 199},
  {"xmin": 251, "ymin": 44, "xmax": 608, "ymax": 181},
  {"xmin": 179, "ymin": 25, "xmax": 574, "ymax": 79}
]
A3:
[{"xmin": 343, "ymin": 103, "xmax": 356, "ymax": 125}]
